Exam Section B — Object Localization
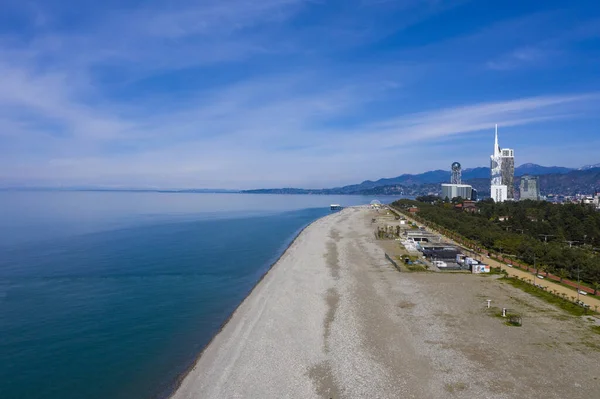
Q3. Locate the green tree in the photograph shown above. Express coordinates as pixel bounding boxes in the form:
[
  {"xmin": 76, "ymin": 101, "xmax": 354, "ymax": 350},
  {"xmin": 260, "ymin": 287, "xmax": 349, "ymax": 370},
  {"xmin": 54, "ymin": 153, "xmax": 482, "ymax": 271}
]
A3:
[{"xmin": 557, "ymin": 269, "xmax": 568, "ymax": 282}]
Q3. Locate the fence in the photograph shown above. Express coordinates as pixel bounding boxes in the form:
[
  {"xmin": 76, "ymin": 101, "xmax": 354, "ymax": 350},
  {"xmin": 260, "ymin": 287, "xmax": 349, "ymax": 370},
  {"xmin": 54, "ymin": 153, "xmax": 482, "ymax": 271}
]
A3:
[{"xmin": 385, "ymin": 252, "xmax": 401, "ymax": 272}]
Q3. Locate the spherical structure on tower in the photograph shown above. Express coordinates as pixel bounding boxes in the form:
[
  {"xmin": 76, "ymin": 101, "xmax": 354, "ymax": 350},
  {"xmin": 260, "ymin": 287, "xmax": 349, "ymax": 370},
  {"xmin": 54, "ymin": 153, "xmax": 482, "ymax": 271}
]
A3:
[{"xmin": 451, "ymin": 162, "xmax": 462, "ymax": 184}]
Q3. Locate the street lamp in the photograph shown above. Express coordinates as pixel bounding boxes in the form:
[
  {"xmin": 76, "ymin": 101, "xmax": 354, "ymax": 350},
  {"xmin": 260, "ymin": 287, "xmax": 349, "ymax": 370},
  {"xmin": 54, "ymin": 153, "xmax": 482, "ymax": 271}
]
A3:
[
  {"xmin": 533, "ymin": 253, "xmax": 537, "ymax": 287},
  {"xmin": 577, "ymin": 264, "xmax": 581, "ymax": 302},
  {"xmin": 538, "ymin": 234, "xmax": 555, "ymax": 243}
]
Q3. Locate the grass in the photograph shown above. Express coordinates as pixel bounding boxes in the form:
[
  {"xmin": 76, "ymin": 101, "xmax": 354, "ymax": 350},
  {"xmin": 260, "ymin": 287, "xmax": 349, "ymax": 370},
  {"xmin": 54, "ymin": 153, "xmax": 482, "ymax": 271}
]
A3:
[
  {"xmin": 505, "ymin": 317, "xmax": 522, "ymax": 327},
  {"xmin": 592, "ymin": 325, "xmax": 600, "ymax": 335},
  {"xmin": 444, "ymin": 382, "xmax": 468, "ymax": 393},
  {"xmin": 548, "ymin": 279, "xmax": 600, "ymax": 298},
  {"xmin": 479, "ymin": 266, "xmax": 507, "ymax": 277},
  {"xmin": 502, "ymin": 277, "xmax": 595, "ymax": 317},
  {"xmin": 488, "ymin": 306, "xmax": 522, "ymax": 326},
  {"xmin": 406, "ymin": 264, "xmax": 428, "ymax": 272}
]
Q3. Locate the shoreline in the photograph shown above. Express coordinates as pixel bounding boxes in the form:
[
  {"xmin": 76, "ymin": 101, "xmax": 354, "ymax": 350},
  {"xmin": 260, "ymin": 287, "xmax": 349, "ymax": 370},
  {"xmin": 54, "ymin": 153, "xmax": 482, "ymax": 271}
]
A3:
[
  {"xmin": 166, "ymin": 206, "xmax": 600, "ymax": 398},
  {"xmin": 164, "ymin": 210, "xmax": 337, "ymax": 399}
]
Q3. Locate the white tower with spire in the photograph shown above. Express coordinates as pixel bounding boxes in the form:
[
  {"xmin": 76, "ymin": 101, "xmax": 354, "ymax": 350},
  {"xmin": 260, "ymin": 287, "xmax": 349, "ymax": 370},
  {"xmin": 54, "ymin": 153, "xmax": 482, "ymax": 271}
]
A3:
[{"xmin": 490, "ymin": 124, "xmax": 508, "ymax": 202}]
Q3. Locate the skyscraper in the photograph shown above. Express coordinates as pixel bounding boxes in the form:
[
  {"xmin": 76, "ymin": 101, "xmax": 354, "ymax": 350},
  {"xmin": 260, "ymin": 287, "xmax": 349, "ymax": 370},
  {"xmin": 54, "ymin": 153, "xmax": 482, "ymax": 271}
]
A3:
[
  {"xmin": 442, "ymin": 162, "xmax": 474, "ymax": 201},
  {"xmin": 520, "ymin": 175, "xmax": 540, "ymax": 201},
  {"xmin": 501, "ymin": 147, "xmax": 515, "ymax": 199},
  {"xmin": 451, "ymin": 162, "xmax": 462, "ymax": 184},
  {"xmin": 490, "ymin": 125, "xmax": 515, "ymax": 202},
  {"xmin": 490, "ymin": 125, "xmax": 508, "ymax": 202}
]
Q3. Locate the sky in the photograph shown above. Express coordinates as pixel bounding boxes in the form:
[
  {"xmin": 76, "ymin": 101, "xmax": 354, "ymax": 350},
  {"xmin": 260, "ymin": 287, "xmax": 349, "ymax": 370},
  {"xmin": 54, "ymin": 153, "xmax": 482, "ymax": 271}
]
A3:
[{"xmin": 1, "ymin": 0, "xmax": 599, "ymax": 189}]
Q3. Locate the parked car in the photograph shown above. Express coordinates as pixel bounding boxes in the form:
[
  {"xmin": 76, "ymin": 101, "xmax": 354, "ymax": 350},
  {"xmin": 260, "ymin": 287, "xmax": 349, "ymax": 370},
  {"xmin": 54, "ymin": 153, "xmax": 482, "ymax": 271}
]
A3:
[
  {"xmin": 537, "ymin": 275, "xmax": 544, "ymax": 279},
  {"xmin": 578, "ymin": 290, "xmax": 588, "ymax": 296}
]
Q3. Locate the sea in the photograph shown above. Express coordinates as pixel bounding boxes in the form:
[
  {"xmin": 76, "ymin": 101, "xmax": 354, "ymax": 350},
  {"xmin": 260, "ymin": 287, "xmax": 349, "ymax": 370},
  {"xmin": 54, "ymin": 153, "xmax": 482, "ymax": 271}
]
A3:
[{"xmin": 0, "ymin": 191, "xmax": 401, "ymax": 399}]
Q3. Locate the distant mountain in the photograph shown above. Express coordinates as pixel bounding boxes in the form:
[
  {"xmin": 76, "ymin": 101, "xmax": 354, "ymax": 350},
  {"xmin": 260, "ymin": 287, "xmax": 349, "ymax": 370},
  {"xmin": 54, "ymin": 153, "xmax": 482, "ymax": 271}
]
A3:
[
  {"xmin": 579, "ymin": 163, "xmax": 600, "ymax": 171},
  {"xmin": 331, "ymin": 169, "xmax": 449, "ymax": 193},
  {"xmin": 244, "ymin": 163, "xmax": 599, "ymax": 197},
  {"xmin": 345, "ymin": 163, "xmax": 574, "ymax": 191},
  {"xmin": 532, "ymin": 167, "xmax": 600, "ymax": 195},
  {"xmin": 515, "ymin": 163, "xmax": 573, "ymax": 176},
  {"xmin": 462, "ymin": 167, "xmax": 491, "ymax": 180}
]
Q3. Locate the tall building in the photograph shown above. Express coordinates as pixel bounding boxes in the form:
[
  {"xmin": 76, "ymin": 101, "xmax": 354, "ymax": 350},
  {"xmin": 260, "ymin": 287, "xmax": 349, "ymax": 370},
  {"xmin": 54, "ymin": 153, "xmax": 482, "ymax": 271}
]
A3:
[
  {"xmin": 442, "ymin": 162, "xmax": 474, "ymax": 200},
  {"xmin": 520, "ymin": 175, "xmax": 540, "ymax": 201},
  {"xmin": 451, "ymin": 162, "xmax": 462, "ymax": 184},
  {"xmin": 490, "ymin": 125, "xmax": 514, "ymax": 202},
  {"xmin": 501, "ymin": 148, "xmax": 515, "ymax": 199}
]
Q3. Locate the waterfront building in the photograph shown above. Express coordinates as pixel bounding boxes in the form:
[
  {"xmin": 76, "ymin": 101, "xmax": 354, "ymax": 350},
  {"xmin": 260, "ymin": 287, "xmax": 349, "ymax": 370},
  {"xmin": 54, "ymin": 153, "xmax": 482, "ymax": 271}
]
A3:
[
  {"xmin": 520, "ymin": 175, "xmax": 540, "ymax": 201},
  {"xmin": 490, "ymin": 125, "xmax": 515, "ymax": 202}
]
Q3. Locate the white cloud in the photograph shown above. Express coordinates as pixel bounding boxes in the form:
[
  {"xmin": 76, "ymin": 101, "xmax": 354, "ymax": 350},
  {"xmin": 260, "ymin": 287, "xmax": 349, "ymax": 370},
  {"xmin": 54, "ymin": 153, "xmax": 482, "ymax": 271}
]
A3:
[{"xmin": 1, "ymin": 1, "xmax": 599, "ymax": 188}]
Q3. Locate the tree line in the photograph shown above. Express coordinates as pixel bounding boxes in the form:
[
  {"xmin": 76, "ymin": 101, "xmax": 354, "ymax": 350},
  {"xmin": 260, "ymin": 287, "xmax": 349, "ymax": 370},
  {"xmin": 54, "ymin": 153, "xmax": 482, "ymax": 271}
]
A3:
[{"xmin": 393, "ymin": 198, "xmax": 600, "ymax": 286}]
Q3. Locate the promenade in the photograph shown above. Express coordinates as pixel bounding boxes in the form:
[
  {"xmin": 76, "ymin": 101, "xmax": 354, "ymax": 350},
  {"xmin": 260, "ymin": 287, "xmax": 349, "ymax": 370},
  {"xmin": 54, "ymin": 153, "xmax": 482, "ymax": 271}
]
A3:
[{"xmin": 399, "ymin": 210, "xmax": 600, "ymax": 310}]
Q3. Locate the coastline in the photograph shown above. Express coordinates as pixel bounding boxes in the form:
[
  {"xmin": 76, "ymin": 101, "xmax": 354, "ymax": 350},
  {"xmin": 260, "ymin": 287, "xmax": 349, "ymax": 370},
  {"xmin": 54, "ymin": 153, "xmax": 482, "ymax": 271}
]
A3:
[
  {"xmin": 165, "ymin": 210, "xmax": 335, "ymax": 398},
  {"xmin": 167, "ymin": 206, "xmax": 600, "ymax": 399}
]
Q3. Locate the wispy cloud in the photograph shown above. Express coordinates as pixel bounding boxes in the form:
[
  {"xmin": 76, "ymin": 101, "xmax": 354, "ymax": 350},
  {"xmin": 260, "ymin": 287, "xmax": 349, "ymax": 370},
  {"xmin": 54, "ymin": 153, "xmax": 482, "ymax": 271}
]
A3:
[{"xmin": 0, "ymin": 1, "xmax": 599, "ymax": 188}]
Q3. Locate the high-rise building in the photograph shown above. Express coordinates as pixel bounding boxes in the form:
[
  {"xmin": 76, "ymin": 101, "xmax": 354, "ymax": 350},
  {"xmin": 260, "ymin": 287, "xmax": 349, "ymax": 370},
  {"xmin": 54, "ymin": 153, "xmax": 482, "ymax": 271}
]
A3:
[
  {"xmin": 451, "ymin": 162, "xmax": 462, "ymax": 184},
  {"xmin": 491, "ymin": 184, "xmax": 508, "ymax": 203},
  {"xmin": 520, "ymin": 175, "xmax": 540, "ymax": 201},
  {"xmin": 501, "ymin": 148, "xmax": 515, "ymax": 199},
  {"xmin": 490, "ymin": 125, "xmax": 514, "ymax": 202},
  {"xmin": 441, "ymin": 162, "xmax": 474, "ymax": 200}
]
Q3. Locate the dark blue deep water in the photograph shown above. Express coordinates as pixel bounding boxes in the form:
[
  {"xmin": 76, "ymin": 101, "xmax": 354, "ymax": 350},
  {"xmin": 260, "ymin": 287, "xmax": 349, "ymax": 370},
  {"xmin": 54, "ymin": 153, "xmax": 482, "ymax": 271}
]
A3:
[{"xmin": 0, "ymin": 192, "xmax": 394, "ymax": 399}]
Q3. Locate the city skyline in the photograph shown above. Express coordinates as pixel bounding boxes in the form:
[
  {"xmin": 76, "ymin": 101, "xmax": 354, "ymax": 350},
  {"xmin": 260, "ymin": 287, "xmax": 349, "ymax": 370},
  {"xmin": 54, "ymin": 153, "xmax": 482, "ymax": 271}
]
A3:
[{"xmin": 1, "ymin": 1, "xmax": 600, "ymax": 189}]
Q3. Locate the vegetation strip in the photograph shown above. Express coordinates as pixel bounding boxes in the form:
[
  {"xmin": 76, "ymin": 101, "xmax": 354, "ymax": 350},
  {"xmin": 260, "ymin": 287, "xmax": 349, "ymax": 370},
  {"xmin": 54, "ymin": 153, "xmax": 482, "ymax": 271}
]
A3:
[{"xmin": 392, "ymin": 198, "xmax": 600, "ymax": 291}]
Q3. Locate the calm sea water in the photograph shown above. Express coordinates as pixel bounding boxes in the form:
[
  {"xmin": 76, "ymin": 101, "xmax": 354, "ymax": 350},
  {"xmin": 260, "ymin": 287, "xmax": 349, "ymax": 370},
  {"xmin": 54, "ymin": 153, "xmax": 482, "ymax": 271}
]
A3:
[{"xmin": 0, "ymin": 191, "xmax": 397, "ymax": 399}]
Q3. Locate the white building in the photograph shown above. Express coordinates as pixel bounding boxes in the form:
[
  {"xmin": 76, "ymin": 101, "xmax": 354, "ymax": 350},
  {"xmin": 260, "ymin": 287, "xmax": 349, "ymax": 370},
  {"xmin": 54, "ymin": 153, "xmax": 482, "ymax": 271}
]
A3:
[
  {"xmin": 441, "ymin": 184, "xmax": 473, "ymax": 201},
  {"xmin": 490, "ymin": 124, "xmax": 514, "ymax": 202},
  {"xmin": 491, "ymin": 184, "xmax": 508, "ymax": 203}
]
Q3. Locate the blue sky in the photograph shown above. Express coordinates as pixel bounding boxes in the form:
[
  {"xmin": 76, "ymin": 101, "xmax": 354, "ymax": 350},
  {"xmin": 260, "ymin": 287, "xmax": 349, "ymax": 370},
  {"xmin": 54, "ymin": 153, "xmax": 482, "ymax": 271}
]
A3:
[{"xmin": 1, "ymin": 0, "xmax": 599, "ymax": 189}]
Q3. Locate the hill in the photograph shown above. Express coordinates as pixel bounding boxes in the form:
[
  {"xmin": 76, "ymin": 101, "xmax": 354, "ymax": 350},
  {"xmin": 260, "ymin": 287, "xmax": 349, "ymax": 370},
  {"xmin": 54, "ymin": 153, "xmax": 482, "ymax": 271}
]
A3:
[{"xmin": 243, "ymin": 163, "xmax": 594, "ymax": 196}]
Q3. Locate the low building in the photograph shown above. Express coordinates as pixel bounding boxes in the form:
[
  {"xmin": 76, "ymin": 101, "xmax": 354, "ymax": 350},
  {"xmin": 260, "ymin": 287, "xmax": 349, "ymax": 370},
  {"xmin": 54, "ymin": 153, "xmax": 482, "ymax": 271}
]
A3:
[
  {"xmin": 441, "ymin": 184, "xmax": 473, "ymax": 201},
  {"xmin": 462, "ymin": 200, "xmax": 477, "ymax": 213},
  {"xmin": 408, "ymin": 207, "xmax": 419, "ymax": 213},
  {"xmin": 455, "ymin": 200, "xmax": 477, "ymax": 213}
]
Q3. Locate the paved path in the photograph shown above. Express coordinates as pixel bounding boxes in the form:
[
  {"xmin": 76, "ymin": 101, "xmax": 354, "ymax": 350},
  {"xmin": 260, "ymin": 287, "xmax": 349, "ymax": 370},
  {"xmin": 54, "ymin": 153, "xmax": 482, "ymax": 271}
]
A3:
[{"xmin": 397, "ymin": 210, "xmax": 600, "ymax": 310}]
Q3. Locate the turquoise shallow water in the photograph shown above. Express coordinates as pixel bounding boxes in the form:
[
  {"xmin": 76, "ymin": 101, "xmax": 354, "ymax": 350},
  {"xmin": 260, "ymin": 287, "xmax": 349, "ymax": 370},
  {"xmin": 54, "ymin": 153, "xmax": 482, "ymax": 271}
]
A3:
[{"xmin": 0, "ymin": 192, "xmax": 397, "ymax": 399}]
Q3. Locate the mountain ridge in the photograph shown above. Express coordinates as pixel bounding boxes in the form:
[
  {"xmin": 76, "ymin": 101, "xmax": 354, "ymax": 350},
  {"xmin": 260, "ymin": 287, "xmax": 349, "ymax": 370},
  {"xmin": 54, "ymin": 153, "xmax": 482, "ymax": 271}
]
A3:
[{"xmin": 243, "ymin": 163, "xmax": 600, "ymax": 196}]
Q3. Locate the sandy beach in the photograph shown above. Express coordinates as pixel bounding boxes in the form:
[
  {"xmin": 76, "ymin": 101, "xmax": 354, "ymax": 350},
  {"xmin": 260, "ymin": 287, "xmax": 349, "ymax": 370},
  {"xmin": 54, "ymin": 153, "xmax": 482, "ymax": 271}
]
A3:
[{"xmin": 171, "ymin": 206, "xmax": 600, "ymax": 399}]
